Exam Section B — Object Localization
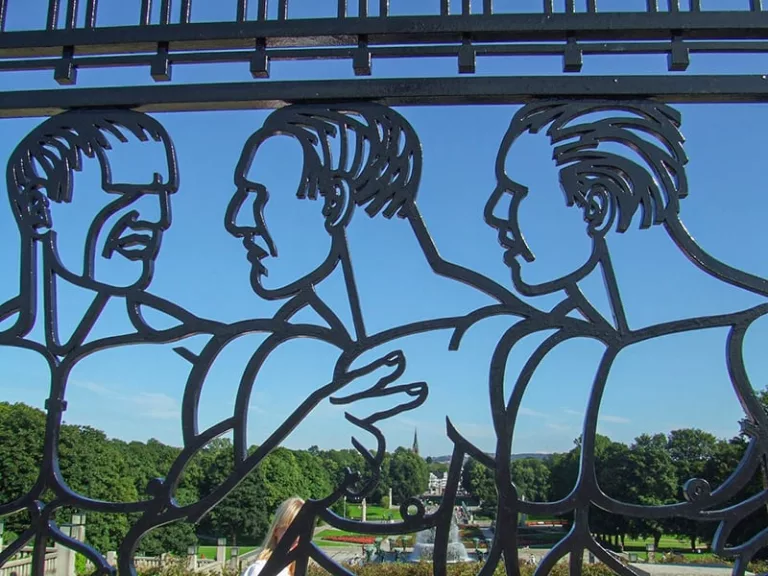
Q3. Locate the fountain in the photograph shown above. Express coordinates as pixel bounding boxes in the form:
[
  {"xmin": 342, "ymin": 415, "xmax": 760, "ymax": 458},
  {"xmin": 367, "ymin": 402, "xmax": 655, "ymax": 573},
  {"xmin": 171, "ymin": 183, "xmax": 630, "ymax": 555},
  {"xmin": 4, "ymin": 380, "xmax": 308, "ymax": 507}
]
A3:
[{"xmin": 408, "ymin": 520, "xmax": 471, "ymax": 563}]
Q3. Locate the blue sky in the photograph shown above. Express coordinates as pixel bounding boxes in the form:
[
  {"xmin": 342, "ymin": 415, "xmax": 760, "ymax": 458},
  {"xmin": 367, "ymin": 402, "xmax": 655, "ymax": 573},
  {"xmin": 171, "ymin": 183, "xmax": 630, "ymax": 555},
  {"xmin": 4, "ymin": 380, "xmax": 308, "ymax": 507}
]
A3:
[{"xmin": 1, "ymin": 0, "xmax": 768, "ymax": 461}]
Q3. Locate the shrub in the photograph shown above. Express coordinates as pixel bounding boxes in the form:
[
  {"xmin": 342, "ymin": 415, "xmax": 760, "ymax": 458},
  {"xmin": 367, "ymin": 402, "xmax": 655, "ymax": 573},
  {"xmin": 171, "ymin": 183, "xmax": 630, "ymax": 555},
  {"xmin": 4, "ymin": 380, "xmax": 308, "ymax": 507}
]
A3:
[{"xmin": 308, "ymin": 560, "xmax": 620, "ymax": 576}]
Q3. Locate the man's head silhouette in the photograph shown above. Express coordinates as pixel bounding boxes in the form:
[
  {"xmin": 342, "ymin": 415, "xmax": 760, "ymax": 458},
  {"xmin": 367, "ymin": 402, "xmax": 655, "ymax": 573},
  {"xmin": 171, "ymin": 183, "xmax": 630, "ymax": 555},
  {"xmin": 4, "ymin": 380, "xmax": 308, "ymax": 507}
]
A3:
[
  {"xmin": 485, "ymin": 100, "xmax": 688, "ymax": 297},
  {"xmin": 225, "ymin": 103, "xmax": 421, "ymax": 301},
  {"xmin": 7, "ymin": 109, "xmax": 178, "ymax": 294}
]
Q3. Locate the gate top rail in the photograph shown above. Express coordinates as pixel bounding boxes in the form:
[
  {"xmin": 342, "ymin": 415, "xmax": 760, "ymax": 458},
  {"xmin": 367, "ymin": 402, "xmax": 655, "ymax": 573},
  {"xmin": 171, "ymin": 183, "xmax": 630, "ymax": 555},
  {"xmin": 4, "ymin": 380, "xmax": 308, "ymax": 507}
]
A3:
[
  {"xmin": 3, "ymin": 1, "xmax": 768, "ymax": 114},
  {"xmin": 3, "ymin": 8, "xmax": 768, "ymax": 57}
]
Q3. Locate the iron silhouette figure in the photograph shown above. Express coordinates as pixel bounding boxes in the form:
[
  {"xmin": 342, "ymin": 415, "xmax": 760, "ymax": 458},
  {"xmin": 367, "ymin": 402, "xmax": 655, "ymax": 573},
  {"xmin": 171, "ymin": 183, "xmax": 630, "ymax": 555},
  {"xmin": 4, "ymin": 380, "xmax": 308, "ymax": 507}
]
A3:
[
  {"xmin": 0, "ymin": 101, "xmax": 766, "ymax": 576},
  {"xmin": 124, "ymin": 104, "xmax": 563, "ymax": 576},
  {"xmin": 0, "ymin": 110, "xmax": 223, "ymax": 575},
  {"xmin": 477, "ymin": 101, "xmax": 768, "ymax": 576}
]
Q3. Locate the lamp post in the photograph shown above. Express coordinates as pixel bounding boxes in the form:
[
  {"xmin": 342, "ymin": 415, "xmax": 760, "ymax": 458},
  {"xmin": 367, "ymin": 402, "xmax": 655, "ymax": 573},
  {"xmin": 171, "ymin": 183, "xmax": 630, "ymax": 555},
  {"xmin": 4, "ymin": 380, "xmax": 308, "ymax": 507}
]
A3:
[
  {"xmin": 216, "ymin": 538, "xmax": 226, "ymax": 564},
  {"xmin": 0, "ymin": 518, "xmax": 5, "ymax": 552},
  {"xmin": 187, "ymin": 545, "xmax": 198, "ymax": 571},
  {"xmin": 70, "ymin": 510, "xmax": 86, "ymax": 541}
]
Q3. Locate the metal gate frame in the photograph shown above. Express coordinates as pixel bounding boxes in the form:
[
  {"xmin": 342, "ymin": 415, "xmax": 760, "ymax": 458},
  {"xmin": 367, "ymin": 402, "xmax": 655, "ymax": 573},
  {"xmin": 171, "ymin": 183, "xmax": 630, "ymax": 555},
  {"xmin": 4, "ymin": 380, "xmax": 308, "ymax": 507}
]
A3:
[{"xmin": 1, "ymin": 2, "xmax": 767, "ymax": 576}]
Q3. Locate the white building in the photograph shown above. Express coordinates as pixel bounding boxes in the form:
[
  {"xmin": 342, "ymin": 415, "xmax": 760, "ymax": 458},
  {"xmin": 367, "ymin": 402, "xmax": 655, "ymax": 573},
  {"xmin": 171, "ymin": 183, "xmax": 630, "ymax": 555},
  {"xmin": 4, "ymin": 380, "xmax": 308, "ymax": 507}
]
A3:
[{"xmin": 428, "ymin": 471, "xmax": 449, "ymax": 495}]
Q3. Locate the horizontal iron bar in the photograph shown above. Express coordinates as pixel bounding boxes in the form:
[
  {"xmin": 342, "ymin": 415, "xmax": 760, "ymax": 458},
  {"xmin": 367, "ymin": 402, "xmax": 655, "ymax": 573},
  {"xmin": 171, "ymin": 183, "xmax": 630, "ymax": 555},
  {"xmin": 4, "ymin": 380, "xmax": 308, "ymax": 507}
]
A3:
[
  {"xmin": 2, "ymin": 12, "xmax": 768, "ymax": 57},
  {"xmin": 3, "ymin": 75, "xmax": 768, "ymax": 117},
  {"xmin": 8, "ymin": 40, "xmax": 768, "ymax": 73}
]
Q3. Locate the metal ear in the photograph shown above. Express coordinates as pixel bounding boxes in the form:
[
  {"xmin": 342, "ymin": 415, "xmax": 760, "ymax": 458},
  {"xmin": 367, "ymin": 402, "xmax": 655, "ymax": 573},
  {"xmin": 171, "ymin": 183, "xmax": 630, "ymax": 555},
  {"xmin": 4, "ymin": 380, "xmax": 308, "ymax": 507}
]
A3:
[
  {"xmin": 17, "ymin": 186, "xmax": 53, "ymax": 237},
  {"xmin": 324, "ymin": 180, "xmax": 352, "ymax": 230}
]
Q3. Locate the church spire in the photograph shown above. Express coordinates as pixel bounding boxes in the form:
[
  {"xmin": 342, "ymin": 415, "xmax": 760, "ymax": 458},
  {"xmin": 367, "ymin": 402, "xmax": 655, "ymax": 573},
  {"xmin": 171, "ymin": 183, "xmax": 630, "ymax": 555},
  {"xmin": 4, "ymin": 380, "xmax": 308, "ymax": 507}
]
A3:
[{"xmin": 412, "ymin": 428, "xmax": 419, "ymax": 456}]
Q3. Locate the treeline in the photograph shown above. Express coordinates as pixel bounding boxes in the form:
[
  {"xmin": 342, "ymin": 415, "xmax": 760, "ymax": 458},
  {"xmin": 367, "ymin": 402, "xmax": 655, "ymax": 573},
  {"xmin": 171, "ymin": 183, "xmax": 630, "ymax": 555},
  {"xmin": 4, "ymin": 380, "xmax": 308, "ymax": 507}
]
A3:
[
  {"xmin": 461, "ymin": 386, "xmax": 768, "ymax": 556},
  {"xmin": 0, "ymin": 402, "xmax": 428, "ymax": 556},
  {"xmin": 3, "ymin": 393, "xmax": 767, "ymax": 561}
]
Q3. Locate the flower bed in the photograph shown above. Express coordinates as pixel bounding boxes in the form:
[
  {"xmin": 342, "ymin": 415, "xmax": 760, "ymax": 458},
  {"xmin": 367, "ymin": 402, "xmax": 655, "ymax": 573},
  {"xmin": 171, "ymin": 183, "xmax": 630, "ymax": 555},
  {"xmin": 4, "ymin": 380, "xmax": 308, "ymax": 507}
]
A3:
[{"xmin": 323, "ymin": 536, "xmax": 376, "ymax": 545}]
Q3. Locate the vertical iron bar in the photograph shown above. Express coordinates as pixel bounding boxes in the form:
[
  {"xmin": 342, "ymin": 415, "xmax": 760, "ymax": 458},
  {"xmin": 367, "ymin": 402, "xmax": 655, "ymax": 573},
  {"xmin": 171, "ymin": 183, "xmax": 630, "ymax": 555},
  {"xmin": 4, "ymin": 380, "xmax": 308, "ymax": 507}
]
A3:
[
  {"xmin": 277, "ymin": 0, "xmax": 287, "ymax": 19},
  {"xmin": 543, "ymin": 0, "xmax": 553, "ymax": 14},
  {"xmin": 565, "ymin": 0, "xmax": 575, "ymax": 12},
  {"xmin": 46, "ymin": 0, "xmax": 60, "ymax": 30},
  {"xmin": 257, "ymin": 0, "xmax": 267, "ymax": 19},
  {"xmin": 84, "ymin": 0, "xmax": 97, "ymax": 27},
  {"xmin": 65, "ymin": 0, "xmax": 78, "ymax": 28},
  {"xmin": 379, "ymin": 0, "xmax": 388, "ymax": 16},
  {"xmin": 668, "ymin": 0, "xmax": 679, "ymax": 11},
  {"xmin": 237, "ymin": 0, "xmax": 247, "ymax": 21},
  {"xmin": 338, "ymin": 0, "xmax": 347, "ymax": 17},
  {"xmin": 0, "ymin": 0, "xmax": 7, "ymax": 32},
  {"xmin": 646, "ymin": 0, "xmax": 657, "ymax": 12},
  {"xmin": 751, "ymin": 0, "xmax": 762, "ymax": 10},
  {"xmin": 462, "ymin": 0, "xmax": 470, "ymax": 15},
  {"xmin": 690, "ymin": 0, "xmax": 701, "ymax": 10},
  {"xmin": 140, "ymin": 0, "xmax": 151, "ymax": 24},
  {"xmin": 359, "ymin": 0, "xmax": 367, "ymax": 17},
  {"xmin": 440, "ymin": 0, "xmax": 449, "ymax": 15},
  {"xmin": 180, "ymin": 0, "xmax": 191, "ymax": 22},
  {"xmin": 483, "ymin": 0, "xmax": 492, "ymax": 14},
  {"xmin": 587, "ymin": 0, "xmax": 596, "ymax": 11},
  {"xmin": 159, "ymin": 0, "xmax": 171, "ymax": 24}
]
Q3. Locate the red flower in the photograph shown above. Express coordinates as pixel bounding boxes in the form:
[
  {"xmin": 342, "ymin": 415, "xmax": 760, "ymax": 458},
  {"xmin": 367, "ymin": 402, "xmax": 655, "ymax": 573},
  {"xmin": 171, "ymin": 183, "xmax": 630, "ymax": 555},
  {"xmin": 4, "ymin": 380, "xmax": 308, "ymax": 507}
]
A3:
[{"xmin": 324, "ymin": 536, "xmax": 376, "ymax": 545}]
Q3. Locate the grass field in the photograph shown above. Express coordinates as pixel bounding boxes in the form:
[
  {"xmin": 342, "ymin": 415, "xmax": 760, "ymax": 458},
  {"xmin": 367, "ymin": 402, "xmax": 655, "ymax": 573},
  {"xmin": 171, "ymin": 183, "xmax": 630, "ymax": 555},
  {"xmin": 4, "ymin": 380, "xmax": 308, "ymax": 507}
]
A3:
[
  {"xmin": 615, "ymin": 536, "xmax": 711, "ymax": 563},
  {"xmin": 344, "ymin": 504, "xmax": 402, "ymax": 521},
  {"xmin": 314, "ymin": 540, "xmax": 357, "ymax": 548},
  {"xmin": 622, "ymin": 535, "xmax": 700, "ymax": 550},
  {"xmin": 197, "ymin": 545, "xmax": 256, "ymax": 560}
]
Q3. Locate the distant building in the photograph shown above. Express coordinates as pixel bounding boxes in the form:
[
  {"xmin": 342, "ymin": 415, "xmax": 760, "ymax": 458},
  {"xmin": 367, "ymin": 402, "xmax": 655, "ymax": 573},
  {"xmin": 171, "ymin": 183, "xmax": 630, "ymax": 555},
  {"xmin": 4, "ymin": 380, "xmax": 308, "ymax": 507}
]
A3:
[{"xmin": 428, "ymin": 471, "xmax": 448, "ymax": 495}]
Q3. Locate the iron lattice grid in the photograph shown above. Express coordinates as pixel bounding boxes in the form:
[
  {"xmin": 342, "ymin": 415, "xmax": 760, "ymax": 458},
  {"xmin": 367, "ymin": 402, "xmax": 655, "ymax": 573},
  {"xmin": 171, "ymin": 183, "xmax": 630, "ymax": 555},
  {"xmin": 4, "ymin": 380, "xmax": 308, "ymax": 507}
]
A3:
[{"xmin": 3, "ymin": 0, "xmax": 768, "ymax": 113}]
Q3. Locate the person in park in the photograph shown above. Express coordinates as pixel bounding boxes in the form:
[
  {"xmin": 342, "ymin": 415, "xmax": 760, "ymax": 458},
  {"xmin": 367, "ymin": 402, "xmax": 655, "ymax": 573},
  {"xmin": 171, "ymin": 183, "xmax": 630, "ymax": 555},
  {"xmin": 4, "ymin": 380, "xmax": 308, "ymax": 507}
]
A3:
[{"xmin": 242, "ymin": 498, "xmax": 305, "ymax": 576}]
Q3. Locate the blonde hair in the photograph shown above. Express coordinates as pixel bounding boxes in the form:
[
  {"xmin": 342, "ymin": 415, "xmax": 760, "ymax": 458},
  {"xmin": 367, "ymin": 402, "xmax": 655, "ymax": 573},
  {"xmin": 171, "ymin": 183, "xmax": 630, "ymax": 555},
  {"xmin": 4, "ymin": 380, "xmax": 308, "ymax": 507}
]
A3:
[{"xmin": 257, "ymin": 497, "xmax": 304, "ymax": 573}]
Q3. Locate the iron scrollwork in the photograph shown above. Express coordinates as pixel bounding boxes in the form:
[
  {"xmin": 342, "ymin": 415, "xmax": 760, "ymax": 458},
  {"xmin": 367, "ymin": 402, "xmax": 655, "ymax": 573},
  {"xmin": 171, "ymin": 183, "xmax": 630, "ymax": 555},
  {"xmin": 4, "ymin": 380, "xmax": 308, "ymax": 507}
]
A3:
[{"xmin": 0, "ymin": 99, "xmax": 767, "ymax": 576}]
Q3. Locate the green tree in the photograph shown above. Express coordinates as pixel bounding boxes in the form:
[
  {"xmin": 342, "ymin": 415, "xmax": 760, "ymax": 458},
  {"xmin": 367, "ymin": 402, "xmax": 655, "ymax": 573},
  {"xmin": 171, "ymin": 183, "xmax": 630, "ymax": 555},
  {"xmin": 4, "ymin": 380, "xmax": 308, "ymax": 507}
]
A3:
[
  {"xmin": 547, "ymin": 447, "xmax": 579, "ymax": 504},
  {"xmin": 511, "ymin": 458, "xmax": 551, "ymax": 502},
  {"xmin": 57, "ymin": 424, "xmax": 139, "ymax": 552},
  {"xmin": 0, "ymin": 403, "xmax": 45, "ymax": 538},
  {"xmin": 261, "ymin": 448, "xmax": 305, "ymax": 510},
  {"xmin": 388, "ymin": 447, "xmax": 428, "ymax": 505},
  {"xmin": 462, "ymin": 458, "xmax": 496, "ymax": 518},
  {"xmin": 292, "ymin": 450, "xmax": 333, "ymax": 500},
  {"xmin": 624, "ymin": 434, "xmax": 677, "ymax": 550},
  {"xmin": 664, "ymin": 428, "xmax": 718, "ymax": 550},
  {"xmin": 367, "ymin": 452, "xmax": 391, "ymax": 505},
  {"xmin": 427, "ymin": 461, "xmax": 449, "ymax": 477},
  {"xmin": 593, "ymin": 437, "xmax": 632, "ymax": 548},
  {"xmin": 196, "ymin": 441, "xmax": 270, "ymax": 546},
  {"xmin": 138, "ymin": 522, "xmax": 199, "ymax": 557}
]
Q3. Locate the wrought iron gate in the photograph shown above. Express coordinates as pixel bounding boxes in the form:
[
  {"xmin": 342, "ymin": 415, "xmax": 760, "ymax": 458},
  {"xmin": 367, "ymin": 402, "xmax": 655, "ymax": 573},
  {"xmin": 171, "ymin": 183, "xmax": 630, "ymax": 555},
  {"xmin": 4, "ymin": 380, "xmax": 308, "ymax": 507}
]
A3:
[{"xmin": 1, "ymin": 1, "xmax": 768, "ymax": 576}]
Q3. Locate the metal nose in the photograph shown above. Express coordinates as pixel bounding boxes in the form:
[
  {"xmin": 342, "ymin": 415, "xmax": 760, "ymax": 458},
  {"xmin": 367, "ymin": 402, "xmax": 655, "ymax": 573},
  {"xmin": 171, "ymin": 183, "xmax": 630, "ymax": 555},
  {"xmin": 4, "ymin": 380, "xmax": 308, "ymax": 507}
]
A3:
[
  {"xmin": 225, "ymin": 187, "xmax": 258, "ymax": 237},
  {"xmin": 133, "ymin": 192, "xmax": 172, "ymax": 230},
  {"xmin": 491, "ymin": 189, "xmax": 513, "ymax": 222}
]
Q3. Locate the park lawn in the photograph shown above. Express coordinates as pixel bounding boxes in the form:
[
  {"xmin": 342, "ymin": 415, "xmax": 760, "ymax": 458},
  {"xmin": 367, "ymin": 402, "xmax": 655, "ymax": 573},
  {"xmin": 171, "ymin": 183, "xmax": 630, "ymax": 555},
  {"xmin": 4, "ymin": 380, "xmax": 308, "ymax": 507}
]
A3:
[
  {"xmin": 198, "ymin": 545, "xmax": 256, "ymax": 560},
  {"xmin": 632, "ymin": 551, "xmax": 723, "ymax": 563},
  {"xmin": 314, "ymin": 540, "xmax": 358, "ymax": 548},
  {"xmin": 622, "ymin": 535, "xmax": 707, "ymax": 551},
  {"xmin": 525, "ymin": 515, "xmax": 560, "ymax": 522},
  {"xmin": 619, "ymin": 535, "xmax": 714, "ymax": 563},
  {"xmin": 345, "ymin": 504, "xmax": 402, "ymax": 521}
]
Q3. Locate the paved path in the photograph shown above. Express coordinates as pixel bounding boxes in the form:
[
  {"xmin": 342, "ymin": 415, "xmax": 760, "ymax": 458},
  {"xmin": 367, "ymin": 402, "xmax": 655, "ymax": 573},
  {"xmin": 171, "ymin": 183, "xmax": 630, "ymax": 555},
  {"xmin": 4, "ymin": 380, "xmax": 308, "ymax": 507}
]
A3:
[{"xmin": 629, "ymin": 563, "xmax": 753, "ymax": 576}]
